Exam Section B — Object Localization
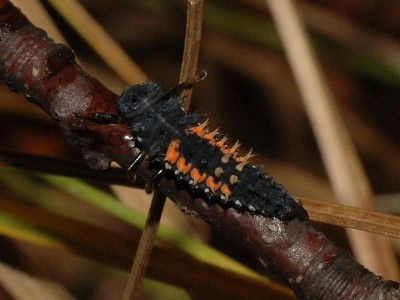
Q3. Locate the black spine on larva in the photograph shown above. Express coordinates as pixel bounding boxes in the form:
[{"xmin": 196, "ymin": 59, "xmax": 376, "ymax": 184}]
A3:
[{"xmin": 117, "ymin": 82, "xmax": 300, "ymax": 219}]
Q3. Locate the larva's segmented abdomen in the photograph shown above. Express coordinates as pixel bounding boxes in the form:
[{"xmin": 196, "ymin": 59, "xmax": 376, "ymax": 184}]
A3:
[
  {"xmin": 118, "ymin": 82, "xmax": 300, "ymax": 219},
  {"xmin": 165, "ymin": 133, "xmax": 299, "ymax": 218}
]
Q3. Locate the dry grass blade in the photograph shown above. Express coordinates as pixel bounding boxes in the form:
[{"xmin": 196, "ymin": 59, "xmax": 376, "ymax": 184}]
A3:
[
  {"xmin": 301, "ymin": 198, "xmax": 400, "ymax": 239},
  {"xmin": 0, "ymin": 199, "xmax": 295, "ymax": 300},
  {"xmin": 0, "ymin": 150, "xmax": 142, "ymax": 188},
  {"xmin": 124, "ymin": 1, "xmax": 204, "ymax": 297},
  {"xmin": 46, "ymin": 0, "xmax": 147, "ymax": 84},
  {"xmin": 180, "ymin": 0, "xmax": 204, "ymax": 111},
  {"xmin": 3, "ymin": 151, "xmax": 400, "ymax": 240},
  {"xmin": 0, "ymin": 262, "xmax": 74, "ymax": 300},
  {"xmin": 300, "ymin": 2, "xmax": 400, "ymax": 73},
  {"xmin": 121, "ymin": 0, "xmax": 205, "ymax": 296},
  {"xmin": 265, "ymin": 0, "xmax": 399, "ymax": 280},
  {"xmin": 376, "ymin": 194, "xmax": 400, "ymax": 215},
  {"xmin": 123, "ymin": 191, "xmax": 166, "ymax": 300},
  {"xmin": 13, "ymin": 0, "xmax": 66, "ymax": 44}
]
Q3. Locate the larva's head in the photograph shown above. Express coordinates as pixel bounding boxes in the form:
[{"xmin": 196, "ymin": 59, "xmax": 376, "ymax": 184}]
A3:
[
  {"xmin": 117, "ymin": 81, "xmax": 190, "ymax": 154},
  {"xmin": 118, "ymin": 82, "xmax": 162, "ymax": 119},
  {"xmin": 117, "ymin": 75, "xmax": 206, "ymax": 155}
]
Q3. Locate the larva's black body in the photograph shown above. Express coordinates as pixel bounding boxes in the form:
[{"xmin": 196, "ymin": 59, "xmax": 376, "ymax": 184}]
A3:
[{"xmin": 118, "ymin": 81, "xmax": 299, "ymax": 219}]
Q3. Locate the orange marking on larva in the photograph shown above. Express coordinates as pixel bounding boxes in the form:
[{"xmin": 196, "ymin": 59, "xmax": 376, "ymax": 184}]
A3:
[
  {"xmin": 206, "ymin": 176, "xmax": 222, "ymax": 193},
  {"xmin": 221, "ymin": 184, "xmax": 232, "ymax": 198},
  {"xmin": 177, "ymin": 157, "xmax": 192, "ymax": 174},
  {"xmin": 204, "ymin": 128, "xmax": 220, "ymax": 141},
  {"xmin": 224, "ymin": 140, "xmax": 241, "ymax": 156},
  {"xmin": 189, "ymin": 126, "xmax": 206, "ymax": 136},
  {"xmin": 215, "ymin": 136, "xmax": 228, "ymax": 149},
  {"xmin": 236, "ymin": 148, "xmax": 255, "ymax": 164},
  {"xmin": 189, "ymin": 119, "xmax": 209, "ymax": 137},
  {"xmin": 190, "ymin": 168, "xmax": 207, "ymax": 184},
  {"xmin": 165, "ymin": 140, "xmax": 181, "ymax": 163}
]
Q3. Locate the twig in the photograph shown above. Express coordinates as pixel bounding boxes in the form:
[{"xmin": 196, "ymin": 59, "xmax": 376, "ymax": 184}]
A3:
[
  {"xmin": 122, "ymin": 187, "xmax": 165, "ymax": 300},
  {"xmin": 122, "ymin": 190, "xmax": 166, "ymax": 300},
  {"xmin": 123, "ymin": 1, "xmax": 204, "ymax": 298},
  {"xmin": 301, "ymin": 198, "xmax": 400, "ymax": 239},
  {"xmin": 179, "ymin": 0, "xmax": 204, "ymax": 111},
  {"xmin": 265, "ymin": 0, "xmax": 399, "ymax": 280}
]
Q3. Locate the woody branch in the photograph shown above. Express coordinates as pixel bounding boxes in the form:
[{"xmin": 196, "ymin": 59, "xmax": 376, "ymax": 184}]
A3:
[{"xmin": 0, "ymin": 1, "xmax": 398, "ymax": 299}]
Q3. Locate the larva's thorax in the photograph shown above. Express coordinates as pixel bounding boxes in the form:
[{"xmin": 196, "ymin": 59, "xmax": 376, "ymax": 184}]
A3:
[
  {"xmin": 118, "ymin": 82, "xmax": 202, "ymax": 155},
  {"xmin": 118, "ymin": 81, "xmax": 300, "ymax": 219}
]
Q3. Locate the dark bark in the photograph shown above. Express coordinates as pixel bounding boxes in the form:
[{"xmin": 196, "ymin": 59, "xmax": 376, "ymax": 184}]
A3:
[{"xmin": 0, "ymin": 1, "xmax": 398, "ymax": 299}]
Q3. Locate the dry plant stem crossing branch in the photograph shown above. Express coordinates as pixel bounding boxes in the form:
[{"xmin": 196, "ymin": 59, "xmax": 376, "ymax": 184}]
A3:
[
  {"xmin": 2, "ymin": 151, "xmax": 400, "ymax": 240},
  {"xmin": 124, "ymin": 189, "xmax": 167, "ymax": 300},
  {"xmin": 124, "ymin": 0, "xmax": 203, "ymax": 298},
  {"xmin": 0, "ymin": 1, "xmax": 398, "ymax": 299},
  {"xmin": 179, "ymin": 0, "xmax": 204, "ymax": 112},
  {"xmin": 123, "ymin": 190, "xmax": 166, "ymax": 300}
]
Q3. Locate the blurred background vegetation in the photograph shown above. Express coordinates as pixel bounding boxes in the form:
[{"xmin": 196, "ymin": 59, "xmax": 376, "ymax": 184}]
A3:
[{"xmin": 0, "ymin": 0, "xmax": 399, "ymax": 299}]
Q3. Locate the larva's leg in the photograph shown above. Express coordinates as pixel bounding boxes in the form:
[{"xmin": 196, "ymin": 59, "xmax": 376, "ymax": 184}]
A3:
[
  {"xmin": 126, "ymin": 151, "xmax": 165, "ymax": 193},
  {"xmin": 144, "ymin": 169, "xmax": 165, "ymax": 194},
  {"xmin": 126, "ymin": 151, "xmax": 147, "ymax": 183}
]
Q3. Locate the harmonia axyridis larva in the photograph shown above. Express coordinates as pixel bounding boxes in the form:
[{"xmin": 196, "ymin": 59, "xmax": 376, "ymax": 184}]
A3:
[{"xmin": 83, "ymin": 72, "xmax": 300, "ymax": 219}]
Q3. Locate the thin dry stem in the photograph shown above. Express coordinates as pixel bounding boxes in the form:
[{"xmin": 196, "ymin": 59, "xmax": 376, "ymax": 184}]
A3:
[
  {"xmin": 13, "ymin": 0, "xmax": 66, "ymax": 44},
  {"xmin": 301, "ymin": 198, "xmax": 400, "ymax": 239},
  {"xmin": 265, "ymin": 0, "xmax": 399, "ymax": 280},
  {"xmin": 46, "ymin": 0, "xmax": 147, "ymax": 84},
  {"xmin": 179, "ymin": 0, "xmax": 204, "ymax": 111},
  {"xmin": 123, "ymin": 191, "xmax": 166, "ymax": 300},
  {"xmin": 231, "ymin": 0, "xmax": 400, "ymax": 76},
  {"xmin": 123, "ymin": 1, "xmax": 204, "ymax": 298},
  {"xmin": 0, "ymin": 262, "xmax": 73, "ymax": 299}
]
